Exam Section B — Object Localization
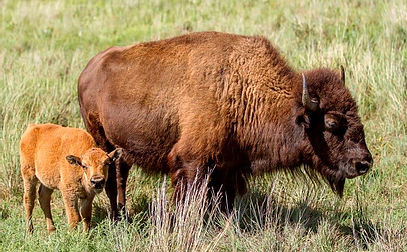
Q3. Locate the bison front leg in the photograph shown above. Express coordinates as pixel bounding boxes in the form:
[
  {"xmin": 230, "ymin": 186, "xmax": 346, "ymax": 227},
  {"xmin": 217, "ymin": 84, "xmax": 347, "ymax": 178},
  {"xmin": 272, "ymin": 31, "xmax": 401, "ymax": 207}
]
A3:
[
  {"xmin": 209, "ymin": 169, "xmax": 248, "ymax": 213},
  {"xmin": 168, "ymin": 144, "xmax": 248, "ymax": 213},
  {"xmin": 167, "ymin": 107, "xmax": 230, "ymax": 209},
  {"xmin": 170, "ymin": 161, "xmax": 203, "ymax": 203},
  {"xmin": 167, "ymin": 144, "xmax": 211, "ymax": 205}
]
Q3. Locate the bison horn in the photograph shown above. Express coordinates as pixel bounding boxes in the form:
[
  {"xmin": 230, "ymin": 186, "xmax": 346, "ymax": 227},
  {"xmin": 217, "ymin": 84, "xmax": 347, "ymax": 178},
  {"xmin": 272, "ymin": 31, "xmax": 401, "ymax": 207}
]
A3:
[
  {"xmin": 302, "ymin": 73, "xmax": 318, "ymax": 111},
  {"xmin": 340, "ymin": 65, "xmax": 345, "ymax": 83}
]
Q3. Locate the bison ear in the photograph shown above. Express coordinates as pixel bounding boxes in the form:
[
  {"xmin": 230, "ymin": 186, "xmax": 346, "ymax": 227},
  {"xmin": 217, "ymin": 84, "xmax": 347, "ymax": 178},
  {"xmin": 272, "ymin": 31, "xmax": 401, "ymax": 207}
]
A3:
[
  {"xmin": 108, "ymin": 148, "xmax": 123, "ymax": 162},
  {"xmin": 66, "ymin": 155, "xmax": 84, "ymax": 169},
  {"xmin": 295, "ymin": 109, "xmax": 311, "ymax": 129}
]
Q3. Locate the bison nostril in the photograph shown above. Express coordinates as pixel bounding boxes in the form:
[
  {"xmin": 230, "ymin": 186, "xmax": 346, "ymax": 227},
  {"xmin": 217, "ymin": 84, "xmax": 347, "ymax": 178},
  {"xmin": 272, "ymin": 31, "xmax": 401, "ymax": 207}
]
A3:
[{"xmin": 355, "ymin": 161, "xmax": 370, "ymax": 174}]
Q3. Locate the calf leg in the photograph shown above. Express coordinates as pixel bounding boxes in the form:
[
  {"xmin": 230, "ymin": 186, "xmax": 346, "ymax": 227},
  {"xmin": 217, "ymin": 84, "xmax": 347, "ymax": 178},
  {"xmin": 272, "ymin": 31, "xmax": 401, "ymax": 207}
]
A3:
[
  {"xmin": 21, "ymin": 164, "xmax": 37, "ymax": 233},
  {"xmin": 61, "ymin": 190, "xmax": 81, "ymax": 229},
  {"xmin": 79, "ymin": 197, "xmax": 93, "ymax": 232},
  {"xmin": 38, "ymin": 184, "xmax": 55, "ymax": 232}
]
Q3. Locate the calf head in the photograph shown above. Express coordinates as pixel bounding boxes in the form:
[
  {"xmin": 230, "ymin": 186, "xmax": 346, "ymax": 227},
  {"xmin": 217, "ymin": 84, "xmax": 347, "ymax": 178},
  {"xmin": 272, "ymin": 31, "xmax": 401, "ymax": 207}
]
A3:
[
  {"xmin": 66, "ymin": 148, "xmax": 123, "ymax": 194},
  {"xmin": 295, "ymin": 67, "xmax": 373, "ymax": 196}
]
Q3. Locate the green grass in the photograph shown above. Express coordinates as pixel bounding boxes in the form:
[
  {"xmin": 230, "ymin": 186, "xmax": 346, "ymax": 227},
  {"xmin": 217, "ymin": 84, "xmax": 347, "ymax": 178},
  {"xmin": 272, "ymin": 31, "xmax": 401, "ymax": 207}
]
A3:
[{"xmin": 1, "ymin": 0, "xmax": 406, "ymax": 251}]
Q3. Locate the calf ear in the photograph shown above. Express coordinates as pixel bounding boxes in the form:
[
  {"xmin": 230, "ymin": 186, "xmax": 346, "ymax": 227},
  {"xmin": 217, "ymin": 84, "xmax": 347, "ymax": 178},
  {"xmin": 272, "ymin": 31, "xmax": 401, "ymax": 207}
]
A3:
[
  {"xmin": 66, "ymin": 155, "xmax": 83, "ymax": 168},
  {"xmin": 108, "ymin": 148, "xmax": 123, "ymax": 162}
]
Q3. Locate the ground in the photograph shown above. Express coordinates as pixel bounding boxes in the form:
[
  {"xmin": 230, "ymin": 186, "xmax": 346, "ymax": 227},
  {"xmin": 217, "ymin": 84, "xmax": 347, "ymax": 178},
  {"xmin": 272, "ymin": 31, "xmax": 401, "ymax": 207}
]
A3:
[{"xmin": 0, "ymin": 0, "xmax": 406, "ymax": 251}]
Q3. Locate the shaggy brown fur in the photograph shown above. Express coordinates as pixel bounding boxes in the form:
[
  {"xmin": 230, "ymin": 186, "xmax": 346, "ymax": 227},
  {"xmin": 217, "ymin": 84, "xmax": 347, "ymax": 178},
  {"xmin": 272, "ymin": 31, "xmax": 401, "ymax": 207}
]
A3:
[
  {"xmin": 20, "ymin": 123, "xmax": 122, "ymax": 233},
  {"xmin": 78, "ymin": 31, "xmax": 372, "ymax": 215}
]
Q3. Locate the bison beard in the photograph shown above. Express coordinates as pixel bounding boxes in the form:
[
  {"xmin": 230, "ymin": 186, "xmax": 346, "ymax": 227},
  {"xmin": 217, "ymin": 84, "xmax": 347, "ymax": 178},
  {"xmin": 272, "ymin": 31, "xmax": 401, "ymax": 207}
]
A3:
[{"xmin": 78, "ymin": 32, "xmax": 372, "ymax": 216}]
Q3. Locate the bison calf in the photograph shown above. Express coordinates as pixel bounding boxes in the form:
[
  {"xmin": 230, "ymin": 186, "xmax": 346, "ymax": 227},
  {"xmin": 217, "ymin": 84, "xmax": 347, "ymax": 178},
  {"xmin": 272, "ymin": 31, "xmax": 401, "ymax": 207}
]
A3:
[{"xmin": 20, "ymin": 123, "xmax": 122, "ymax": 233}]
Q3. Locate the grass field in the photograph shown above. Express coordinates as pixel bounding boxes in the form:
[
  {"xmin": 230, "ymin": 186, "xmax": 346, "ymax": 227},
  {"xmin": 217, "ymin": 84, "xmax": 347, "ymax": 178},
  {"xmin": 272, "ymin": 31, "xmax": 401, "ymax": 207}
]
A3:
[{"xmin": 1, "ymin": 0, "xmax": 406, "ymax": 251}]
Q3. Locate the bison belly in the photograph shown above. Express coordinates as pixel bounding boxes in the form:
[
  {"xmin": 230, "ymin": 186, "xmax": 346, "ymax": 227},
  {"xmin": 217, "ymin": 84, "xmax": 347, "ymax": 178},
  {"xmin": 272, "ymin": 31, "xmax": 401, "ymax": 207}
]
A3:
[{"xmin": 103, "ymin": 100, "xmax": 180, "ymax": 173}]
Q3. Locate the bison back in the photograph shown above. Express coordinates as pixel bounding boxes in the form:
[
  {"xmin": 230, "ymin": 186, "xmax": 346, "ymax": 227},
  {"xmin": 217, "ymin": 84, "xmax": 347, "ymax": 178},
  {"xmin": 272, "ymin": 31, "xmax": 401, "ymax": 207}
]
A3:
[{"xmin": 78, "ymin": 32, "xmax": 262, "ymax": 173}]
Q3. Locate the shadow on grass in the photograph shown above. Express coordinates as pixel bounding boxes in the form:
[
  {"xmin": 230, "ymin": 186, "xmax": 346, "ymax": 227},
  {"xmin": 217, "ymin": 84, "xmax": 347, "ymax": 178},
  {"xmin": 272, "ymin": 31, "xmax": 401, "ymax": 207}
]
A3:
[
  {"xmin": 336, "ymin": 211, "xmax": 396, "ymax": 250},
  {"xmin": 89, "ymin": 187, "xmax": 390, "ymax": 250},
  {"xmin": 234, "ymin": 191, "xmax": 323, "ymax": 233},
  {"xmin": 234, "ymin": 190, "xmax": 388, "ymax": 249},
  {"xmin": 91, "ymin": 193, "xmax": 152, "ymax": 230}
]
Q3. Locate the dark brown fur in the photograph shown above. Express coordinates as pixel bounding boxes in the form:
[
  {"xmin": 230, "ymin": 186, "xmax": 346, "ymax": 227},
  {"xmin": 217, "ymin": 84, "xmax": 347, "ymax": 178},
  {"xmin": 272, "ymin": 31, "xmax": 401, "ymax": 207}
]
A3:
[{"xmin": 78, "ymin": 32, "xmax": 372, "ymax": 215}]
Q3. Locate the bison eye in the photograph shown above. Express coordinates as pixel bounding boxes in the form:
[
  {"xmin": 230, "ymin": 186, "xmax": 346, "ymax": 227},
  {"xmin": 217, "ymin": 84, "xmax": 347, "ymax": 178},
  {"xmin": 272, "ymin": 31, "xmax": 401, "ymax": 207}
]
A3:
[
  {"xmin": 324, "ymin": 113, "xmax": 343, "ymax": 132},
  {"xmin": 325, "ymin": 119, "xmax": 338, "ymax": 129}
]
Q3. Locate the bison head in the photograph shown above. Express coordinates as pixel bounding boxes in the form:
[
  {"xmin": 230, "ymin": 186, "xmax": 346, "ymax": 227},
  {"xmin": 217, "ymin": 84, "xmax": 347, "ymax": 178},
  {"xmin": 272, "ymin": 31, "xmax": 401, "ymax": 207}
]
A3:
[
  {"xmin": 295, "ymin": 67, "xmax": 373, "ymax": 196},
  {"xmin": 66, "ymin": 148, "xmax": 122, "ymax": 194}
]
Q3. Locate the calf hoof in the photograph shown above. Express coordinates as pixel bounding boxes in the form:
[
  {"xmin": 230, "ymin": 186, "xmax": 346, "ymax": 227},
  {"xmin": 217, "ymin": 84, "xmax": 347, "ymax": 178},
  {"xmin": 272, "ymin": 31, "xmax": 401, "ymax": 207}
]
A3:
[
  {"xmin": 27, "ymin": 227, "xmax": 34, "ymax": 234},
  {"xmin": 47, "ymin": 227, "xmax": 56, "ymax": 233},
  {"xmin": 26, "ymin": 222, "xmax": 34, "ymax": 234}
]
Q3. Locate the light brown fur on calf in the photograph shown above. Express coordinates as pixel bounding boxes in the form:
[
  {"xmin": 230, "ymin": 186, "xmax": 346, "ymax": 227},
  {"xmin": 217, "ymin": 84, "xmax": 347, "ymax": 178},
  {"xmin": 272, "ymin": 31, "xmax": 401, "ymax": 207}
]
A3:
[{"xmin": 20, "ymin": 123, "xmax": 121, "ymax": 233}]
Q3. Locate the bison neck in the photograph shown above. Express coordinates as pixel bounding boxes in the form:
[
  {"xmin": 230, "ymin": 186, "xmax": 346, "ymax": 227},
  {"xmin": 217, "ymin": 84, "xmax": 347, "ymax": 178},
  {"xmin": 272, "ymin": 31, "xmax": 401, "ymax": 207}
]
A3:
[{"xmin": 235, "ymin": 93, "xmax": 304, "ymax": 173}]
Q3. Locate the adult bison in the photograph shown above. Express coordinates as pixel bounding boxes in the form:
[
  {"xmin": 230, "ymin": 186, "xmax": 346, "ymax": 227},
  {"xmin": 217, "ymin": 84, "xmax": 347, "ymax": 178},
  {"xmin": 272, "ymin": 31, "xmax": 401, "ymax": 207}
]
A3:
[{"xmin": 78, "ymin": 31, "xmax": 372, "ymax": 217}]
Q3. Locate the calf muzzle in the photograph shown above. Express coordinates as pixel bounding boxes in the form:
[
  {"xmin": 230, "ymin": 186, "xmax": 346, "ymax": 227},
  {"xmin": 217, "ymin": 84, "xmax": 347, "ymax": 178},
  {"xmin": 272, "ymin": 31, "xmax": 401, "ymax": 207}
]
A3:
[{"xmin": 90, "ymin": 176, "xmax": 105, "ymax": 189}]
